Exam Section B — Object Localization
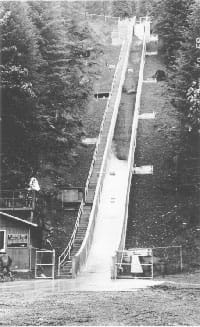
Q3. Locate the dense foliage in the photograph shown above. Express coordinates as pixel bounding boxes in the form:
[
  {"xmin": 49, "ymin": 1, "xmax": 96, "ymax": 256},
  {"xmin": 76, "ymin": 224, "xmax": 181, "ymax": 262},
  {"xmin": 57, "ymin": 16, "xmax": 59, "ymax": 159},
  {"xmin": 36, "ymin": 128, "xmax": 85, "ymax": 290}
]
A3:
[
  {"xmin": 0, "ymin": 1, "xmax": 93, "ymax": 189},
  {"xmin": 152, "ymin": 0, "xmax": 200, "ymax": 134},
  {"xmin": 112, "ymin": 1, "xmax": 134, "ymax": 18},
  {"xmin": 153, "ymin": 0, "xmax": 194, "ymax": 65}
]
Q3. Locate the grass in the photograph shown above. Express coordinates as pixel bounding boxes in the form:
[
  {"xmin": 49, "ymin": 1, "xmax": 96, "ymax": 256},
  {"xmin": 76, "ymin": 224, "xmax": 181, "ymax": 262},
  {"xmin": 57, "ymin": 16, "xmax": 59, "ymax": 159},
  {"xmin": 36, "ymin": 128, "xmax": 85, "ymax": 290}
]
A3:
[{"xmin": 126, "ymin": 52, "xmax": 200, "ymax": 271}]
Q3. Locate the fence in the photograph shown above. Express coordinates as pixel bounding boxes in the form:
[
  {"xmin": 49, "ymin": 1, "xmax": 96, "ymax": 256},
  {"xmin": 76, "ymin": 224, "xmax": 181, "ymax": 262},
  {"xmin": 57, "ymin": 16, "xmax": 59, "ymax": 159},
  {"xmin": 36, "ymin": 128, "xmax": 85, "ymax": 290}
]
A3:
[
  {"xmin": 71, "ymin": 18, "xmax": 136, "ymax": 278},
  {"xmin": 111, "ymin": 19, "xmax": 148, "ymax": 279},
  {"xmin": 113, "ymin": 246, "xmax": 182, "ymax": 279},
  {"xmin": 0, "ymin": 189, "xmax": 34, "ymax": 210},
  {"xmin": 35, "ymin": 249, "xmax": 55, "ymax": 279},
  {"xmin": 80, "ymin": 12, "xmax": 120, "ymax": 24}
]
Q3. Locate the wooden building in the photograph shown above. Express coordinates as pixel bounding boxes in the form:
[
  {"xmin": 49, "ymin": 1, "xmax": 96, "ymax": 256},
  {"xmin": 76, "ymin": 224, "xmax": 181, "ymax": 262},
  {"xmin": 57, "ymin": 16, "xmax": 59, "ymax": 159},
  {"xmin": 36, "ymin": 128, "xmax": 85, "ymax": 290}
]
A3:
[{"xmin": 0, "ymin": 211, "xmax": 41, "ymax": 271}]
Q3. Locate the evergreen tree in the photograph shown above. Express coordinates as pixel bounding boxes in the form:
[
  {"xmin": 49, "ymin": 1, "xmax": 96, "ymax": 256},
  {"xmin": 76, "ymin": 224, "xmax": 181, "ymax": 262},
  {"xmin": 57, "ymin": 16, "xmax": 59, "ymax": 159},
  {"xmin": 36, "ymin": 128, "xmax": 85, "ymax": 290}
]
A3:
[
  {"xmin": 171, "ymin": 1, "xmax": 200, "ymax": 133},
  {"xmin": 27, "ymin": 1, "xmax": 92, "ymax": 186},
  {"xmin": 0, "ymin": 2, "xmax": 42, "ymax": 187},
  {"xmin": 112, "ymin": 1, "xmax": 133, "ymax": 18},
  {"xmin": 1, "ymin": 1, "xmax": 93, "ymax": 189},
  {"xmin": 153, "ymin": 0, "xmax": 194, "ymax": 65}
]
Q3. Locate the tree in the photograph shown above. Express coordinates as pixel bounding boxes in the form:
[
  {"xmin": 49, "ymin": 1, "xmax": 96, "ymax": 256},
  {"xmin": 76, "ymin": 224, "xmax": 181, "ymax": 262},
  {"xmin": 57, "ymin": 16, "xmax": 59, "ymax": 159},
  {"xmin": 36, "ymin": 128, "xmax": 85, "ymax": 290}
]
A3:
[
  {"xmin": 0, "ymin": 2, "xmax": 42, "ymax": 187},
  {"xmin": 1, "ymin": 1, "xmax": 93, "ymax": 189},
  {"xmin": 186, "ymin": 81, "xmax": 200, "ymax": 133},
  {"xmin": 171, "ymin": 1, "xmax": 200, "ymax": 133},
  {"xmin": 20, "ymin": 2, "xmax": 92, "ymax": 187},
  {"xmin": 153, "ymin": 0, "xmax": 194, "ymax": 65},
  {"xmin": 112, "ymin": 1, "xmax": 133, "ymax": 18},
  {"xmin": 135, "ymin": 0, "xmax": 155, "ymax": 16}
]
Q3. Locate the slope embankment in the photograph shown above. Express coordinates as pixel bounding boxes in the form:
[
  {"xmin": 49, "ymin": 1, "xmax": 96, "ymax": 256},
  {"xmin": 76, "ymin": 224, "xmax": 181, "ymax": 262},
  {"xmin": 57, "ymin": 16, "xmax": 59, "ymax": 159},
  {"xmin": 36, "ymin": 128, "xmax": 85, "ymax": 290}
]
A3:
[{"xmin": 126, "ymin": 51, "xmax": 200, "ymax": 270}]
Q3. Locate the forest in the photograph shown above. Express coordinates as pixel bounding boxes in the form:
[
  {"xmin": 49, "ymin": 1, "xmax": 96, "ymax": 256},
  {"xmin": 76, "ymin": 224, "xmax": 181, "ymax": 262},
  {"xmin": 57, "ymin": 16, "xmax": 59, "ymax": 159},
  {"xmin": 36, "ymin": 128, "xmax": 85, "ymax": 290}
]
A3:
[
  {"xmin": 1, "ymin": 0, "xmax": 200, "ymax": 247},
  {"xmin": 0, "ymin": 1, "xmax": 137, "ymax": 192}
]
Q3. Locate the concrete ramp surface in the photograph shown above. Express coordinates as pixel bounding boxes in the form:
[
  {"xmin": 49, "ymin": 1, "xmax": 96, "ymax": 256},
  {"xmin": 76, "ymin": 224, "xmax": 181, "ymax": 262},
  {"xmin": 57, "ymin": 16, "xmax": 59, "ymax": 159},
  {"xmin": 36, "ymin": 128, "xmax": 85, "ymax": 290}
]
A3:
[{"xmin": 81, "ymin": 148, "xmax": 129, "ymax": 279}]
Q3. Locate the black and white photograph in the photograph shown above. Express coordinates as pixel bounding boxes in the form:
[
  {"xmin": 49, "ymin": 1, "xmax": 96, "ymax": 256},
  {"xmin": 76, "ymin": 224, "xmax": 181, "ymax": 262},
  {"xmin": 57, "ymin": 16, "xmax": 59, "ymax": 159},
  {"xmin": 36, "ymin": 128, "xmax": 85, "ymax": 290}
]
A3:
[{"xmin": 0, "ymin": 0, "xmax": 200, "ymax": 325}]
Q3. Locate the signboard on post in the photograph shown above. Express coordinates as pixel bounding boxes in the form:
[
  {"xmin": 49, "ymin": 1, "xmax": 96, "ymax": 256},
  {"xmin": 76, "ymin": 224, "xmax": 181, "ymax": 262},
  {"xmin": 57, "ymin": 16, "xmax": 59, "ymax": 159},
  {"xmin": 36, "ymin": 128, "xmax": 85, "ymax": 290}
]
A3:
[{"xmin": 7, "ymin": 234, "xmax": 28, "ymax": 247}]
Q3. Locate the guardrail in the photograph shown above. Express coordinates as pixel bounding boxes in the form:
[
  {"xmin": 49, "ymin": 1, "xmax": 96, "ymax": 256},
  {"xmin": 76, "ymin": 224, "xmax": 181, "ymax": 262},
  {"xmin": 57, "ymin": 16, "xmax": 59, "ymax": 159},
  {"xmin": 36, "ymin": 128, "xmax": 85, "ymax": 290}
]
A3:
[
  {"xmin": 84, "ymin": 40, "xmax": 126, "ymax": 201},
  {"xmin": 72, "ymin": 18, "xmax": 136, "ymax": 278},
  {"xmin": 58, "ymin": 199, "xmax": 84, "ymax": 275},
  {"xmin": 111, "ymin": 19, "xmax": 148, "ymax": 278},
  {"xmin": 58, "ymin": 33, "xmax": 126, "ymax": 273},
  {"xmin": 0, "ymin": 189, "xmax": 34, "ymax": 210},
  {"xmin": 80, "ymin": 12, "xmax": 120, "ymax": 23}
]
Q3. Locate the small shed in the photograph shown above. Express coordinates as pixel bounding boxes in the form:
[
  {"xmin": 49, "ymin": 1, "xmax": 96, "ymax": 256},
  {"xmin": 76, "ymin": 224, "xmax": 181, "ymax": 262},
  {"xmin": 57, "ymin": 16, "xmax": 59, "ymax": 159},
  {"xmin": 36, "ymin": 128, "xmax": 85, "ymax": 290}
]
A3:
[{"xmin": 0, "ymin": 212, "xmax": 41, "ymax": 271}]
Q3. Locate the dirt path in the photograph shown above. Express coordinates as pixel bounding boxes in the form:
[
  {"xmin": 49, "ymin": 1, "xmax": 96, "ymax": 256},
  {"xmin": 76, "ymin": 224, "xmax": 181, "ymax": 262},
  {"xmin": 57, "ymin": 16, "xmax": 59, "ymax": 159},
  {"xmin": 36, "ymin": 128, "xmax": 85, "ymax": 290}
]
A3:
[{"xmin": 1, "ymin": 275, "xmax": 200, "ymax": 325}]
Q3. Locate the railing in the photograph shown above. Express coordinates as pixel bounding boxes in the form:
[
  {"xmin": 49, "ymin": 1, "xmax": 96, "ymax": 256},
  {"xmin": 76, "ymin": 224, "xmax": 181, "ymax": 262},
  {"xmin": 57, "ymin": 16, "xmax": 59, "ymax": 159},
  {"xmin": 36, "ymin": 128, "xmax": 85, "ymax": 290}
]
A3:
[
  {"xmin": 0, "ymin": 189, "xmax": 34, "ymax": 210},
  {"xmin": 58, "ymin": 32, "xmax": 127, "ymax": 274},
  {"xmin": 35, "ymin": 249, "xmax": 55, "ymax": 279},
  {"xmin": 72, "ymin": 18, "xmax": 136, "ymax": 278},
  {"xmin": 113, "ymin": 246, "xmax": 183, "ymax": 279},
  {"xmin": 84, "ymin": 39, "xmax": 126, "ymax": 201},
  {"xmin": 58, "ymin": 199, "xmax": 84, "ymax": 275},
  {"xmin": 111, "ymin": 19, "xmax": 149, "ymax": 278},
  {"xmin": 58, "ymin": 40, "xmax": 127, "ymax": 275},
  {"xmin": 80, "ymin": 12, "xmax": 120, "ymax": 23}
]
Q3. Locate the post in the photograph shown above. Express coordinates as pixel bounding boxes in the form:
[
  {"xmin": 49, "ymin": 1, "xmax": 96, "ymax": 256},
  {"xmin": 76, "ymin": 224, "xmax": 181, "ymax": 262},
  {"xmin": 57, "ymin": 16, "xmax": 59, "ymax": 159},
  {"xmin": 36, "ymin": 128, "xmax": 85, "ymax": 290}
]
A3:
[
  {"xmin": 72, "ymin": 256, "xmax": 76, "ymax": 279},
  {"xmin": 180, "ymin": 246, "xmax": 183, "ymax": 272},
  {"xmin": 12, "ymin": 191, "xmax": 15, "ymax": 209},
  {"xmin": 32, "ymin": 190, "xmax": 36, "ymax": 210},
  {"xmin": 29, "ymin": 246, "xmax": 32, "ymax": 271},
  {"xmin": 35, "ymin": 250, "xmax": 37, "ymax": 278},
  {"xmin": 58, "ymin": 256, "xmax": 60, "ymax": 277},
  {"xmin": 111, "ymin": 254, "xmax": 117, "ymax": 279},
  {"xmin": 52, "ymin": 249, "xmax": 55, "ymax": 279}
]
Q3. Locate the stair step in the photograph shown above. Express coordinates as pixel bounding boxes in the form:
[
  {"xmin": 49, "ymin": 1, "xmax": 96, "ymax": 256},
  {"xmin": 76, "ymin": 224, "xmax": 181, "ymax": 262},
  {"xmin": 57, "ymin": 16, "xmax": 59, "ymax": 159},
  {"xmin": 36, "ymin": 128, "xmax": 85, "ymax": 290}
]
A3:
[{"xmin": 57, "ymin": 275, "xmax": 72, "ymax": 279}]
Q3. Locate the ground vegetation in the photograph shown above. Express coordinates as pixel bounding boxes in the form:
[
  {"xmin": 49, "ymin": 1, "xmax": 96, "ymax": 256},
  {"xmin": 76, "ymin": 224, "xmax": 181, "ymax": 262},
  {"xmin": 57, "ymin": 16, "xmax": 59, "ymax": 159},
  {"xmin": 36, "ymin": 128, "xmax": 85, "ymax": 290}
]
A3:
[{"xmin": 152, "ymin": 0, "xmax": 200, "ymax": 134}]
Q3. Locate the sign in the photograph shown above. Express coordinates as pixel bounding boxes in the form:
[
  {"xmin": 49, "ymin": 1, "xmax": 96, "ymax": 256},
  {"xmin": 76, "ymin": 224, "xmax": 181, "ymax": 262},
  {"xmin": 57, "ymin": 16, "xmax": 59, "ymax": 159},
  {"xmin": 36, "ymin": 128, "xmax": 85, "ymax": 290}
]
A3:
[{"xmin": 7, "ymin": 234, "xmax": 28, "ymax": 247}]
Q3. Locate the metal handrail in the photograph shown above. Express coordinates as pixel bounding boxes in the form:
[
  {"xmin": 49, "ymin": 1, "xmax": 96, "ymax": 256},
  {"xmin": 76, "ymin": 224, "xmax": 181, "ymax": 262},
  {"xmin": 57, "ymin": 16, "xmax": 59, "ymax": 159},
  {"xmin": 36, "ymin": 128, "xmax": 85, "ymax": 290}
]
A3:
[
  {"xmin": 58, "ymin": 199, "xmax": 84, "ymax": 275},
  {"xmin": 58, "ymin": 42, "xmax": 125, "ymax": 274},
  {"xmin": 58, "ymin": 18, "xmax": 135, "ymax": 275},
  {"xmin": 84, "ymin": 40, "xmax": 126, "ymax": 200},
  {"xmin": 72, "ymin": 19, "xmax": 135, "ymax": 277},
  {"xmin": 112, "ymin": 19, "xmax": 148, "ymax": 278},
  {"xmin": 0, "ymin": 189, "xmax": 34, "ymax": 209}
]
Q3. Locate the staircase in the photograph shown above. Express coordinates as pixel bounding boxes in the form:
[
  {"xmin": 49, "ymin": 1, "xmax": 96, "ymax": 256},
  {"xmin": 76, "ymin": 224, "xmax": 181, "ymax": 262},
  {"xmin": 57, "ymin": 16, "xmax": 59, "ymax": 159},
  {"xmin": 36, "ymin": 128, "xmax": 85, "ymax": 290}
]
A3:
[
  {"xmin": 58, "ymin": 204, "xmax": 92, "ymax": 278},
  {"xmin": 58, "ymin": 18, "xmax": 136, "ymax": 279}
]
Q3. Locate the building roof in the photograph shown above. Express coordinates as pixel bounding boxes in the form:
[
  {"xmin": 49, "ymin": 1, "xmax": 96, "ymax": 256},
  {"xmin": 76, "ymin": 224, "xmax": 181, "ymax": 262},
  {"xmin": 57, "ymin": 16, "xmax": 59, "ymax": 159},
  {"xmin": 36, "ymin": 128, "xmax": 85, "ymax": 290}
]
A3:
[{"xmin": 0, "ymin": 212, "xmax": 38, "ymax": 227}]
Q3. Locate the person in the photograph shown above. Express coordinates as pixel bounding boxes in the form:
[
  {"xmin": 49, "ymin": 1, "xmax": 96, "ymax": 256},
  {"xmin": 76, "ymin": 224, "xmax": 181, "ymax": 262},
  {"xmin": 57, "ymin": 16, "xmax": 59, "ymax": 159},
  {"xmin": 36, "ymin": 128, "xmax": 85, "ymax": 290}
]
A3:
[
  {"xmin": 0, "ymin": 249, "xmax": 14, "ymax": 281},
  {"xmin": 28, "ymin": 177, "xmax": 40, "ymax": 191}
]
